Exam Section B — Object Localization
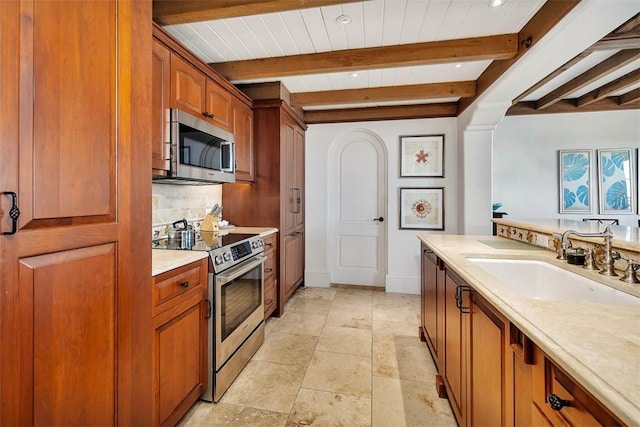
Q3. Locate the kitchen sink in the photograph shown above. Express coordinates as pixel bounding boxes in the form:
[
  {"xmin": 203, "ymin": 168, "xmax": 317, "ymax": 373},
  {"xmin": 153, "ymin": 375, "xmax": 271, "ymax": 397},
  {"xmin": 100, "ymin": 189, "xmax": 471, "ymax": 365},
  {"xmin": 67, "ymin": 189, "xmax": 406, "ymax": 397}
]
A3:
[{"xmin": 467, "ymin": 258, "xmax": 640, "ymax": 306}]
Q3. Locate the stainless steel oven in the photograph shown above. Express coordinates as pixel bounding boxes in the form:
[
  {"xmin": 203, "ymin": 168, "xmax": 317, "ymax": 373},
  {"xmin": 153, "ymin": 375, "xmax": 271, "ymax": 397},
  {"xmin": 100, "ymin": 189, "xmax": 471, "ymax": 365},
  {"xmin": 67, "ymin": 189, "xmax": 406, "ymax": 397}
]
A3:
[{"xmin": 152, "ymin": 231, "xmax": 266, "ymax": 403}]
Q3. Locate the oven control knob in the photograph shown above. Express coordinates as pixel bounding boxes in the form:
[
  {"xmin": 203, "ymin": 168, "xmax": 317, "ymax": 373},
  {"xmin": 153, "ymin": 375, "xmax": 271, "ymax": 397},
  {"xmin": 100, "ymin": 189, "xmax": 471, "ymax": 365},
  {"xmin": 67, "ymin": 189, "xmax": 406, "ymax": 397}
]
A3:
[
  {"xmin": 258, "ymin": 240, "xmax": 264, "ymax": 247},
  {"xmin": 251, "ymin": 241, "xmax": 258, "ymax": 249},
  {"xmin": 214, "ymin": 255, "xmax": 223, "ymax": 265},
  {"xmin": 223, "ymin": 252, "xmax": 232, "ymax": 261}
]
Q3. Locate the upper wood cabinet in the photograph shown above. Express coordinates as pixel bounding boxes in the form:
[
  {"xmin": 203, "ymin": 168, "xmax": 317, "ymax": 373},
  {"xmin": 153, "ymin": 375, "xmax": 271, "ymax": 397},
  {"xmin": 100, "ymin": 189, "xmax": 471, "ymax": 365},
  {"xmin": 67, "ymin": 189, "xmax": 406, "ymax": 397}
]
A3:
[
  {"xmin": 0, "ymin": 1, "xmax": 152, "ymax": 425},
  {"xmin": 170, "ymin": 53, "xmax": 207, "ymax": 119},
  {"xmin": 152, "ymin": 39, "xmax": 171, "ymax": 174},
  {"xmin": 206, "ymin": 80, "xmax": 232, "ymax": 132},
  {"xmin": 232, "ymin": 98, "xmax": 255, "ymax": 182}
]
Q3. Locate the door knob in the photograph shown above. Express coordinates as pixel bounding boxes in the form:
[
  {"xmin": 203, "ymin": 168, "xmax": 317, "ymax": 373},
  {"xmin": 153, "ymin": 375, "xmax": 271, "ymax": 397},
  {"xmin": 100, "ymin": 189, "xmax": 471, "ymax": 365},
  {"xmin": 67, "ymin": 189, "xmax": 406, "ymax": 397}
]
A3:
[{"xmin": 373, "ymin": 217, "xmax": 384, "ymax": 222}]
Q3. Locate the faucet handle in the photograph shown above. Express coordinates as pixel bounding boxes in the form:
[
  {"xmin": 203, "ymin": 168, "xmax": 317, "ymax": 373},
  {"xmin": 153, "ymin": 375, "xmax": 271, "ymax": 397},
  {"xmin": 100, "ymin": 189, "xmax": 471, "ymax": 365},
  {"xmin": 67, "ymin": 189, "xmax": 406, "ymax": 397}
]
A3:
[
  {"xmin": 620, "ymin": 259, "xmax": 640, "ymax": 284},
  {"xmin": 583, "ymin": 248, "xmax": 599, "ymax": 271},
  {"xmin": 611, "ymin": 251, "xmax": 621, "ymax": 261}
]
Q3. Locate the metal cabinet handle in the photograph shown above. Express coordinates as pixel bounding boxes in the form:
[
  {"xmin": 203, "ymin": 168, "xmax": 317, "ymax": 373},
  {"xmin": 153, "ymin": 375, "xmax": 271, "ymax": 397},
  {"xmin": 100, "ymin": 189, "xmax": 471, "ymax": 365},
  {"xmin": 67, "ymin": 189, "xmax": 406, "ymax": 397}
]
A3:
[
  {"xmin": 2, "ymin": 192, "xmax": 20, "ymax": 235},
  {"xmin": 180, "ymin": 281, "xmax": 189, "ymax": 288},
  {"xmin": 265, "ymin": 268, "xmax": 273, "ymax": 273},
  {"xmin": 455, "ymin": 285, "xmax": 471, "ymax": 314},
  {"xmin": 373, "ymin": 217, "xmax": 384, "ymax": 222},
  {"xmin": 547, "ymin": 393, "xmax": 570, "ymax": 411},
  {"xmin": 266, "ymin": 299, "xmax": 273, "ymax": 306}
]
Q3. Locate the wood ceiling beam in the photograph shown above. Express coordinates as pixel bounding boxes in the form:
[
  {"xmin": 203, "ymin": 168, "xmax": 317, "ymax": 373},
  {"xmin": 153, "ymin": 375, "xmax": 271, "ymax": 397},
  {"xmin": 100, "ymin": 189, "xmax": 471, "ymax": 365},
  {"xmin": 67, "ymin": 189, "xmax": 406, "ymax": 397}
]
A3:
[
  {"xmin": 211, "ymin": 34, "xmax": 518, "ymax": 81},
  {"xmin": 458, "ymin": 0, "xmax": 581, "ymax": 114},
  {"xmin": 536, "ymin": 49, "xmax": 640, "ymax": 109},
  {"xmin": 304, "ymin": 103, "xmax": 458, "ymax": 124},
  {"xmin": 588, "ymin": 31, "xmax": 640, "ymax": 51},
  {"xmin": 619, "ymin": 87, "xmax": 640, "ymax": 105},
  {"xmin": 577, "ymin": 69, "xmax": 640, "ymax": 107},
  {"xmin": 507, "ymin": 98, "xmax": 640, "ymax": 115},
  {"xmin": 153, "ymin": 0, "xmax": 366, "ymax": 25},
  {"xmin": 290, "ymin": 81, "xmax": 475, "ymax": 107},
  {"xmin": 612, "ymin": 13, "xmax": 640, "ymax": 34}
]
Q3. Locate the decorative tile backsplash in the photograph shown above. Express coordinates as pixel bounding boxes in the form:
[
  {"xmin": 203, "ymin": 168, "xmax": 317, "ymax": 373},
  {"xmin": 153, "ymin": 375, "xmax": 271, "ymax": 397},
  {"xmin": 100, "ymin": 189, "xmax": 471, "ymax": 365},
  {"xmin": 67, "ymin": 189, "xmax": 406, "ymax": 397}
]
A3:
[{"xmin": 152, "ymin": 183, "xmax": 222, "ymax": 238}]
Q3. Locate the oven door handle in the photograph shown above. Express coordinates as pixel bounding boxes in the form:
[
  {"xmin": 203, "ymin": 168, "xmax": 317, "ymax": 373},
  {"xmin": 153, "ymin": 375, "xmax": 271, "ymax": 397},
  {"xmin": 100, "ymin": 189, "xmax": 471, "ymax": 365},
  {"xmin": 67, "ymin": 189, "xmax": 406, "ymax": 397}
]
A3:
[{"xmin": 215, "ymin": 255, "xmax": 266, "ymax": 284}]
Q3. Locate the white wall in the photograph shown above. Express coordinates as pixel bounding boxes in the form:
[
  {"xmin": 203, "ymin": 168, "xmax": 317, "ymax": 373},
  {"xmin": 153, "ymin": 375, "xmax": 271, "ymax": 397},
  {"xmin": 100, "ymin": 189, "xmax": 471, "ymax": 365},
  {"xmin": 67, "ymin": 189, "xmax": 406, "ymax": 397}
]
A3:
[
  {"xmin": 306, "ymin": 118, "xmax": 458, "ymax": 294},
  {"xmin": 493, "ymin": 111, "xmax": 640, "ymax": 227}
]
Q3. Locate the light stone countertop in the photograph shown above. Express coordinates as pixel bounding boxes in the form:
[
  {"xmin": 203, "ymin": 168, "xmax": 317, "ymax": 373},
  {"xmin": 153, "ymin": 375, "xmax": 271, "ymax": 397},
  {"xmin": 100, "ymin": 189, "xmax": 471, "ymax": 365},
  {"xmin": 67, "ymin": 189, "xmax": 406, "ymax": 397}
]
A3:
[
  {"xmin": 152, "ymin": 250, "xmax": 209, "ymax": 277},
  {"xmin": 418, "ymin": 234, "xmax": 640, "ymax": 426},
  {"xmin": 151, "ymin": 227, "xmax": 277, "ymax": 276}
]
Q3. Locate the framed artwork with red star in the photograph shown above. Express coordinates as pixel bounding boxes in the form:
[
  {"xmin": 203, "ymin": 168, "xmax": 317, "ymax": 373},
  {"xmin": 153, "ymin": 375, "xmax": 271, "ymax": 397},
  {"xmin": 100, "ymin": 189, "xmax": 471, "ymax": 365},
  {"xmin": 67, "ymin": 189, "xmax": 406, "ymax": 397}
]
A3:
[
  {"xmin": 399, "ymin": 187, "xmax": 444, "ymax": 230},
  {"xmin": 400, "ymin": 134, "xmax": 444, "ymax": 177}
]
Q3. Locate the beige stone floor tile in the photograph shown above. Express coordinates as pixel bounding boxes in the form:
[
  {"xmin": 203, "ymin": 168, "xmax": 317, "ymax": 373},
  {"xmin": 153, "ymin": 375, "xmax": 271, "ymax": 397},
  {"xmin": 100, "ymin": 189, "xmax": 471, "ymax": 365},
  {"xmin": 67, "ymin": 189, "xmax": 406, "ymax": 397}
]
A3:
[
  {"xmin": 372, "ymin": 319, "xmax": 421, "ymax": 337},
  {"xmin": 221, "ymin": 360, "xmax": 306, "ymax": 413},
  {"xmin": 372, "ymin": 376, "xmax": 456, "ymax": 427},
  {"xmin": 286, "ymin": 388, "xmax": 371, "ymax": 427},
  {"xmin": 302, "ymin": 350, "xmax": 372, "ymax": 398},
  {"xmin": 293, "ymin": 286, "xmax": 337, "ymax": 301},
  {"xmin": 373, "ymin": 344, "xmax": 436, "ymax": 382},
  {"xmin": 372, "ymin": 292, "xmax": 415, "ymax": 306},
  {"xmin": 372, "ymin": 332, "xmax": 426, "ymax": 355},
  {"xmin": 325, "ymin": 306, "xmax": 372, "ymax": 329},
  {"xmin": 373, "ymin": 303, "xmax": 419, "ymax": 324},
  {"xmin": 333, "ymin": 287, "xmax": 374, "ymax": 296},
  {"xmin": 332, "ymin": 293, "xmax": 373, "ymax": 309},
  {"xmin": 269, "ymin": 311, "xmax": 327, "ymax": 336},
  {"xmin": 252, "ymin": 331, "xmax": 318, "ymax": 366},
  {"xmin": 287, "ymin": 297, "xmax": 333, "ymax": 316},
  {"xmin": 179, "ymin": 401, "xmax": 288, "ymax": 427},
  {"xmin": 316, "ymin": 325, "xmax": 372, "ymax": 358}
]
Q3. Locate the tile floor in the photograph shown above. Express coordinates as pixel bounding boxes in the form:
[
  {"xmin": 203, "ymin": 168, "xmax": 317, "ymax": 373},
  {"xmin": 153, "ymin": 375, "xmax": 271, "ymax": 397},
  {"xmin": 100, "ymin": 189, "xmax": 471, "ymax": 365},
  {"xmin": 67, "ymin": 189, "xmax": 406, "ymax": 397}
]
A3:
[{"xmin": 178, "ymin": 286, "xmax": 457, "ymax": 427}]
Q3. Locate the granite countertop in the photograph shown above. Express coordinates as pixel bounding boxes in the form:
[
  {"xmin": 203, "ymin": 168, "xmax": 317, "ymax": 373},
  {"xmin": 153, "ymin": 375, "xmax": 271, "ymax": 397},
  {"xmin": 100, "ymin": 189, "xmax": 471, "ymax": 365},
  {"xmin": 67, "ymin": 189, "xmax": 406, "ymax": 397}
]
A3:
[
  {"xmin": 418, "ymin": 234, "xmax": 640, "ymax": 425},
  {"xmin": 152, "ymin": 227, "xmax": 278, "ymax": 276}
]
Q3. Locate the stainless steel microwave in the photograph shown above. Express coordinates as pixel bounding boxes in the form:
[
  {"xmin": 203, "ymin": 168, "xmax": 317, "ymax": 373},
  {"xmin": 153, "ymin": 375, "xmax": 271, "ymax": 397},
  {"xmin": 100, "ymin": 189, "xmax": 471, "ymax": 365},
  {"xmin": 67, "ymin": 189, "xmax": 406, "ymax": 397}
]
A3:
[{"xmin": 155, "ymin": 109, "xmax": 235, "ymax": 185}]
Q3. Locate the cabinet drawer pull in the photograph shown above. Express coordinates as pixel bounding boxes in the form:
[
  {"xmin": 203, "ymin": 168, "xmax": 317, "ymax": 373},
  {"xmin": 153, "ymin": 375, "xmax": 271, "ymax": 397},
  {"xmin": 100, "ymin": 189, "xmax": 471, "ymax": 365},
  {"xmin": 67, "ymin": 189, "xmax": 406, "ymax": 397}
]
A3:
[
  {"xmin": 2, "ymin": 191, "xmax": 20, "ymax": 236},
  {"xmin": 266, "ymin": 299, "xmax": 273, "ymax": 306},
  {"xmin": 265, "ymin": 243, "xmax": 273, "ymax": 248},
  {"xmin": 265, "ymin": 268, "xmax": 273, "ymax": 273},
  {"xmin": 547, "ymin": 393, "xmax": 570, "ymax": 411},
  {"xmin": 180, "ymin": 281, "xmax": 189, "ymax": 288}
]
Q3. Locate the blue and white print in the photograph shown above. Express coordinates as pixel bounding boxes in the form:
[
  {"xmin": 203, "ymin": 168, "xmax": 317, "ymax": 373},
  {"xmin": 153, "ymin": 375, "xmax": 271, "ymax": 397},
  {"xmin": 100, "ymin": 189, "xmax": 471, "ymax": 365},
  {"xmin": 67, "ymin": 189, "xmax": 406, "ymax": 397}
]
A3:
[
  {"xmin": 559, "ymin": 150, "xmax": 591, "ymax": 214},
  {"xmin": 598, "ymin": 149, "xmax": 636, "ymax": 214}
]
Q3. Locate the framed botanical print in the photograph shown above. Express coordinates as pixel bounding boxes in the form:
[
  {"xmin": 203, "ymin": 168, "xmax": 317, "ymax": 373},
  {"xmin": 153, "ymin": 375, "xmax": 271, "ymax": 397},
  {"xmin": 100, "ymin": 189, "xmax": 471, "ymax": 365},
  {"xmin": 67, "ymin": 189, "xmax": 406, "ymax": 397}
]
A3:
[
  {"xmin": 400, "ymin": 134, "xmax": 444, "ymax": 177},
  {"xmin": 399, "ymin": 187, "xmax": 444, "ymax": 230},
  {"xmin": 597, "ymin": 148, "xmax": 636, "ymax": 214},
  {"xmin": 558, "ymin": 149, "xmax": 592, "ymax": 214}
]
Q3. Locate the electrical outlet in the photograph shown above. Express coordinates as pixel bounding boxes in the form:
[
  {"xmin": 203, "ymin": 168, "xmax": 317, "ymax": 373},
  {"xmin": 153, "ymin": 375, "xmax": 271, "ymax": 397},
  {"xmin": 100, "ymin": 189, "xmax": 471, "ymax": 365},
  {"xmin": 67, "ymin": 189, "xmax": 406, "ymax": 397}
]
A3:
[{"xmin": 536, "ymin": 234, "xmax": 549, "ymax": 247}]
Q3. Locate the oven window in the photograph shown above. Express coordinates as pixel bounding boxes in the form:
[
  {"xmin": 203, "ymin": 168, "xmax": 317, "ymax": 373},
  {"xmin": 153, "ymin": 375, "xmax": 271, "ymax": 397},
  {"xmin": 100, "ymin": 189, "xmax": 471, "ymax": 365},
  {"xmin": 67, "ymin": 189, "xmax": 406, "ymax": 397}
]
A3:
[{"xmin": 220, "ymin": 265, "xmax": 262, "ymax": 340}]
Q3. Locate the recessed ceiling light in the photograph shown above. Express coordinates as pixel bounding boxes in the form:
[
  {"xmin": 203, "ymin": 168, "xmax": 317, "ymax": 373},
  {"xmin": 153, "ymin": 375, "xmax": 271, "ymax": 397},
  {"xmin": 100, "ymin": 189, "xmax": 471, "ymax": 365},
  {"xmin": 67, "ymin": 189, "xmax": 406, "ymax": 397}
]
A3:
[
  {"xmin": 455, "ymin": 63, "xmax": 463, "ymax": 68},
  {"xmin": 488, "ymin": 0, "xmax": 506, "ymax": 7},
  {"xmin": 336, "ymin": 14, "xmax": 352, "ymax": 25},
  {"xmin": 351, "ymin": 72, "xmax": 359, "ymax": 78}
]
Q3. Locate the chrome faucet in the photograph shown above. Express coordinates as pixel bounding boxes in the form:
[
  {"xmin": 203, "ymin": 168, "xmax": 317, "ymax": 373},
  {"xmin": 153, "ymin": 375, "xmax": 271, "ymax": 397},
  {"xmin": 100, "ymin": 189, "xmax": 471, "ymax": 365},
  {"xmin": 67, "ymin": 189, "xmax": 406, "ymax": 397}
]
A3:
[{"xmin": 554, "ymin": 227, "xmax": 619, "ymax": 276}]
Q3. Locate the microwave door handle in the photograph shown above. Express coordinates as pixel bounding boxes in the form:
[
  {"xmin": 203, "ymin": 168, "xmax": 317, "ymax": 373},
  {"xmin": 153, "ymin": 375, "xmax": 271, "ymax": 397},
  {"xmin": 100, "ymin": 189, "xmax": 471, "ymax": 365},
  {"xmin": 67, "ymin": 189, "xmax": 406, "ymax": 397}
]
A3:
[
  {"xmin": 215, "ymin": 255, "xmax": 265, "ymax": 284},
  {"xmin": 221, "ymin": 141, "xmax": 234, "ymax": 173}
]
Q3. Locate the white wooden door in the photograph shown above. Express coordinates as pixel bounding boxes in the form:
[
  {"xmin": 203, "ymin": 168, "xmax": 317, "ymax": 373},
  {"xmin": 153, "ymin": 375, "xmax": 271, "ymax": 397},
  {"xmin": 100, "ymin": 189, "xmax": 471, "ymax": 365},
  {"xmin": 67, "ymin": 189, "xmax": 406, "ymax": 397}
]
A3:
[{"xmin": 328, "ymin": 130, "xmax": 387, "ymax": 286}]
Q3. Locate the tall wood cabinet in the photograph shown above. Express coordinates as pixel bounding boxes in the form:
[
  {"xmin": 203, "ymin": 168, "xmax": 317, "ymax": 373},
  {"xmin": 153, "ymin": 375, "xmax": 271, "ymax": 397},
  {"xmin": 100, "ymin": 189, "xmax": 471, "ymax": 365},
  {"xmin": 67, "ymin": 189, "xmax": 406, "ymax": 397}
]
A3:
[
  {"xmin": 0, "ymin": 1, "xmax": 152, "ymax": 425},
  {"xmin": 223, "ymin": 100, "xmax": 306, "ymax": 316}
]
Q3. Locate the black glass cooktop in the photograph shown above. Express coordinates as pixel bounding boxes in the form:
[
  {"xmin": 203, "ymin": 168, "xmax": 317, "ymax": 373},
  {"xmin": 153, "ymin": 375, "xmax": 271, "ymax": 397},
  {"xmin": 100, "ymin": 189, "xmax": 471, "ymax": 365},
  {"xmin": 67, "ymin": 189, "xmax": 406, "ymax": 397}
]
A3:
[{"xmin": 152, "ymin": 232, "xmax": 256, "ymax": 251}]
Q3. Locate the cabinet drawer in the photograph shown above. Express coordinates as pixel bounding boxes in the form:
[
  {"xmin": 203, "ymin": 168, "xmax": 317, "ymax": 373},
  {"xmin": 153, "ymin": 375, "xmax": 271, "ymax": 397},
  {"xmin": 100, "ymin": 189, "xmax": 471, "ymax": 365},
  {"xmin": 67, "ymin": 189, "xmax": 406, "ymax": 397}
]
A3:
[
  {"xmin": 262, "ymin": 233, "xmax": 277, "ymax": 254},
  {"xmin": 153, "ymin": 261, "xmax": 204, "ymax": 313},
  {"xmin": 263, "ymin": 252, "xmax": 277, "ymax": 283},
  {"xmin": 264, "ymin": 278, "xmax": 277, "ymax": 317},
  {"xmin": 533, "ymin": 347, "xmax": 622, "ymax": 427}
]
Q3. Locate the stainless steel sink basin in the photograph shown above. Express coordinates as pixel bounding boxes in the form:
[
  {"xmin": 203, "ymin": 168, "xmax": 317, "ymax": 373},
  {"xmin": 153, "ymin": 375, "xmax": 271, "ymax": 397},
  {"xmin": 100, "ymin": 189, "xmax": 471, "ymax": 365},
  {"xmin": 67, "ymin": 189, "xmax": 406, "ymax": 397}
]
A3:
[{"xmin": 467, "ymin": 258, "xmax": 640, "ymax": 306}]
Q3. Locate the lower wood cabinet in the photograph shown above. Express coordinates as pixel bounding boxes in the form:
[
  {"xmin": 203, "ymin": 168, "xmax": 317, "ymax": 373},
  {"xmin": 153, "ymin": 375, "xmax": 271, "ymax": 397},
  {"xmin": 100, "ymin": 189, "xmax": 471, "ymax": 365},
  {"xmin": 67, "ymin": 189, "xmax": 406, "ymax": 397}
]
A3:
[
  {"xmin": 262, "ymin": 233, "xmax": 278, "ymax": 319},
  {"xmin": 420, "ymin": 242, "xmax": 622, "ymax": 427},
  {"xmin": 152, "ymin": 258, "xmax": 208, "ymax": 426},
  {"xmin": 282, "ymin": 230, "xmax": 304, "ymax": 301}
]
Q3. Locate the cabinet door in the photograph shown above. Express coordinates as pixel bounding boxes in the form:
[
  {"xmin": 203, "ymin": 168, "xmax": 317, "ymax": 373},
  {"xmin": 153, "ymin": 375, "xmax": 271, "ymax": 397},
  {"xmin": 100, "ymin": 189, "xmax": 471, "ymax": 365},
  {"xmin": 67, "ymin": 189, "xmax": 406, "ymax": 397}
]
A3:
[
  {"xmin": 469, "ymin": 295, "xmax": 508, "ymax": 427},
  {"xmin": 281, "ymin": 121, "xmax": 296, "ymax": 234},
  {"xmin": 232, "ymin": 99, "xmax": 255, "ymax": 182},
  {"xmin": 171, "ymin": 54, "xmax": 206, "ymax": 118},
  {"xmin": 293, "ymin": 126, "xmax": 305, "ymax": 230},
  {"xmin": 421, "ymin": 246, "xmax": 438, "ymax": 363},
  {"xmin": 0, "ymin": 1, "xmax": 152, "ymax": 425},
  {"xmin": 282, "ymin": 231, "xmax": 304, "ymax": 299},
  {"xmin": 154, "ymin": 297, "xmax": 207, "ymax": 426},
  {"xmin": 205, "ymin": 80, "xmax": 232, "ymax": 131},
  {"xmin": 152, "ymin": 39, "xmax": 171, "ymax": 173},
  {"xmin": 443, "ymin": 271, "xmax": 467, "ymax": 426}
]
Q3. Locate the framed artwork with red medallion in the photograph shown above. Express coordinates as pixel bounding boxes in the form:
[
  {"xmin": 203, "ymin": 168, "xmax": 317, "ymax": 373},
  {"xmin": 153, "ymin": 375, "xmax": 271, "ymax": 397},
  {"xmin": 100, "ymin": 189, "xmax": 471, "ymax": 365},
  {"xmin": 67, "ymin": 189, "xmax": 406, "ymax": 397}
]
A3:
[
  {"xmin": 399, "ymin": 187, "xmax": 444, "ymax": 230},
  {"xmin": 399, "ymin": 134, "xmax": 444, "ymax": 177}
]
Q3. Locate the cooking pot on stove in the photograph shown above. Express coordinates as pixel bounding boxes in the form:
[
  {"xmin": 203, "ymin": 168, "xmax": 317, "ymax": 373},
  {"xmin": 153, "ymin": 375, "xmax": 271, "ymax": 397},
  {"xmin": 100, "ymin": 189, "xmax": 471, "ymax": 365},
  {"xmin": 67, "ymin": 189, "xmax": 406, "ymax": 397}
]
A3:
[{"xmin": 168, "ymin": 219, "xmax": 195, "ymax": 248}]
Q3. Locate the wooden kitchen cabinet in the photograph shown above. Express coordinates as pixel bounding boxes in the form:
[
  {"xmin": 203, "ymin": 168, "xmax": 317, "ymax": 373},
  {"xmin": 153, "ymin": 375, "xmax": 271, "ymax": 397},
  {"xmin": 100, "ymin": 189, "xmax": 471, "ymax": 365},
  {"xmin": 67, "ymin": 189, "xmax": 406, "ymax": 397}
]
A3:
[
  {"xmin": 232, "ymin": 97, "xmax": 255, "ymax": 182},
  {"xmin": 532, "ymin": 344, "xmax": 623, "ymax": 427},
  {"xmin": 152, "ymin": 259, "xmax": 208, "ymax": 427},
  {"xmin": 0, "ymin": 1, "xmax": 152, "ymax": 425},
  {"xmin": 170, "ymin": 53, "xmax": 207, "ymax": 119},
  {"xmin": 223, "ymin": 100, "xmax": 307, "ymax": 316},
  {"xmin": 420, "ymin": 243, "xmax": 445, "ymax": 377},
  {"xmin": 152, "ymin": 38, "xmax": 171, "ymax": 175},
  {"xmin": 262, "ymin": 233, "xmax": 278, "ymax": 318},
  {"xmin": 206, "ymin": 78, "xmax": 232, "ymax": 132}
]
